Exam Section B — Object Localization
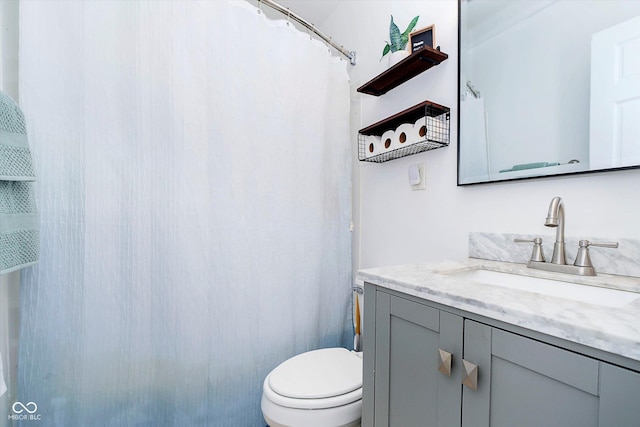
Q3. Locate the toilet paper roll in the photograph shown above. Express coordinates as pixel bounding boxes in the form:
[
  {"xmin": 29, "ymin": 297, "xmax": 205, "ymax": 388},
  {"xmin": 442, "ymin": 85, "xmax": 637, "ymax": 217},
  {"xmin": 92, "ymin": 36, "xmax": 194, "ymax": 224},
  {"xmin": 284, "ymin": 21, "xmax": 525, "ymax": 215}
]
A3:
[
  {"xmin": 380, "ymin": 130, "xmax": 395, "ymax": 153},
  {"xmin": 364, "ymin": 136, "xmax": 382, "ymax": 158},
  {"xmin": 395, "ymin": 123, "xmax": 417, "ymax": 148},
  {"xmin": 0, "ymin": 352, "xmax": 6, "ymax": 398},
  {"xmin": 413, "ymin": 117, "xmax": 428, "ymax": 142}
]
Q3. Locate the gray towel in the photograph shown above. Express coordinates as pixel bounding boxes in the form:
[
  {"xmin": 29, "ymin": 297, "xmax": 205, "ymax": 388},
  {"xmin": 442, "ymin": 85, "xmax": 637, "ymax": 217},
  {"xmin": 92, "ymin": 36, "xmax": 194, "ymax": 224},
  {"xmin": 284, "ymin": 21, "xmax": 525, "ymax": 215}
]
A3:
[{"xmin": 0, "ymin": 91, "xmax": 39, "ymax": 274}]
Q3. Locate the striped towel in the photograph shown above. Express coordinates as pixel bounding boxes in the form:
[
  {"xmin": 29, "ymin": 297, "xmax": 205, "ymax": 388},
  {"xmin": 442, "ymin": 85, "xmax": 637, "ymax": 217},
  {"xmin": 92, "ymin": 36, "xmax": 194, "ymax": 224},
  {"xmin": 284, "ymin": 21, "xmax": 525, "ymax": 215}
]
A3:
[{"xmin": 0, "ymin": 91, "xmax": 39, "ymax": 274}]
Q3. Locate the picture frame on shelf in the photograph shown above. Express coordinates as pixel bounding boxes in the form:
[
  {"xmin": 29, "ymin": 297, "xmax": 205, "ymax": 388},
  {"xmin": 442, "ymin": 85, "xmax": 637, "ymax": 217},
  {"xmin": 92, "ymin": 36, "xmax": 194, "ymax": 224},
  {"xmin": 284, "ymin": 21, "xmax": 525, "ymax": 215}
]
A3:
[{"xmin": 409, "ymin": 25, "xmax": 435, "ymax": 53}]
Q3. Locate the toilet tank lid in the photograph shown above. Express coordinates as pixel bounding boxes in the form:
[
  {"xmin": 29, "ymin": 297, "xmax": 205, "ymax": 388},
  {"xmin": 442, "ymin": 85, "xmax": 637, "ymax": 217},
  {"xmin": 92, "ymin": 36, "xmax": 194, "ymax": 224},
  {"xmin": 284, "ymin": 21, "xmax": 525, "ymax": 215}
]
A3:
[{"xmin": 268, "ymin": 347, "xmax": 363, "ymax": 399}]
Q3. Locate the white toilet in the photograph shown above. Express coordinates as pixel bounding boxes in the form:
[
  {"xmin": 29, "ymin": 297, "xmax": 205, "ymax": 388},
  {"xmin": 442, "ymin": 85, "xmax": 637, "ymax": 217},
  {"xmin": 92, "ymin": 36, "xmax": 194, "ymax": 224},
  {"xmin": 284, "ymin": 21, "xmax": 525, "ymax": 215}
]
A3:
[
  {"xmin": 261, "ymin": 347, "xmax": 363, "ymax": 427},
  {"xmin": 262, "ymin": 287, "xmax": 364, "ymax": 427}
]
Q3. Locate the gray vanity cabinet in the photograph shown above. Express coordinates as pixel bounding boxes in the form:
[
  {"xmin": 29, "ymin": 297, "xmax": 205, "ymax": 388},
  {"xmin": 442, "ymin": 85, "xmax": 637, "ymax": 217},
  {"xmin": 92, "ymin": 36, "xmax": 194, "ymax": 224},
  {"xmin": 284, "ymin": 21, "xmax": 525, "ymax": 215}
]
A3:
[
  {"xmin": 462, "ymin": 320, "xmax": 640, "ymax": 427},
  {"xmin": 362, "ymin": 284, "xmax": 640, "ymax": 427},
  {"xmin": 463, "ymin": 319, "xmax": 600, "ymax": 427},
  {"xmin": 366, "ymin": 289, "xmax": 463, "ymax": 427}
]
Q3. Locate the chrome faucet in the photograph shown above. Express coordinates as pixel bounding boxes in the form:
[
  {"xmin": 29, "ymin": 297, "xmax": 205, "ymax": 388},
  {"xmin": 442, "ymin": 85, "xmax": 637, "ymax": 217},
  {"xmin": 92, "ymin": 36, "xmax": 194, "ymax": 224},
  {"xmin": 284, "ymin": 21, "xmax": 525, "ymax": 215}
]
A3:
[
  {"xmin": 515, "ymin": 196, "xmax": 619, "ymax": 276},
  {"xmin": 545, "ymin": 196, "xmax": 567, "ymax": 265}
]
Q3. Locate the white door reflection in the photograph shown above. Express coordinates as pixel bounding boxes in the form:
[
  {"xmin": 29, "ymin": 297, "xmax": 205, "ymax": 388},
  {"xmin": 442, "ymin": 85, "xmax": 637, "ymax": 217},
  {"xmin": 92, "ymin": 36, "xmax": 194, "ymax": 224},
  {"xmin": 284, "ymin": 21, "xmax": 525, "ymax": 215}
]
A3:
[{"xmin": 590, "ymin": 15, "xmax": 640, "ymax": 170}]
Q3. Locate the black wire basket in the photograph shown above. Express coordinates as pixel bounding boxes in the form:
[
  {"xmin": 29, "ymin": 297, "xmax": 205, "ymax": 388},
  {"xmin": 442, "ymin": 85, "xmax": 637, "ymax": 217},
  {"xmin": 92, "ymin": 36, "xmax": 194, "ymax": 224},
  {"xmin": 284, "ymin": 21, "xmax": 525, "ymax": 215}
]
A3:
[{"xmin": 358, "ymin": 102, "xmax": 450, "ymax": 163}]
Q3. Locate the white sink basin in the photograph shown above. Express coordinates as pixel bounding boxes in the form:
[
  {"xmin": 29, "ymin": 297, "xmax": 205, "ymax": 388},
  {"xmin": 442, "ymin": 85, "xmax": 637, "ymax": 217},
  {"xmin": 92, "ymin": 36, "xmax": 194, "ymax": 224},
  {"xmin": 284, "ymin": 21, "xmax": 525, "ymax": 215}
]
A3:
[{"xmin": 447, "ymin": 269, "xmax": 639, "ymax": 308}]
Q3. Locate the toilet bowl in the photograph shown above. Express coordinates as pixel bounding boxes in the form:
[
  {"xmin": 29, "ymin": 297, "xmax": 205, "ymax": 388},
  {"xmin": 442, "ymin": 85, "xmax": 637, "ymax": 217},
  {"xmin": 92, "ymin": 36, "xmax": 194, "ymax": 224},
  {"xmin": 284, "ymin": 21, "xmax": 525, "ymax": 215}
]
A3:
[{"xmin": 261, "ymin": 347, "xmax": 363, "ymax": 427}]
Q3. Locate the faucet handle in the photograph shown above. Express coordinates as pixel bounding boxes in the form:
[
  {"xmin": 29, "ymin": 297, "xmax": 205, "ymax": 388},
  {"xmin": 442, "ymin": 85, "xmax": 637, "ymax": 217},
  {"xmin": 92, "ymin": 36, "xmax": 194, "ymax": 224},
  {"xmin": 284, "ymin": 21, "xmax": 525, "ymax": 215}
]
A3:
[
  {"xmin": 574, "ymin": 240, "xmax": 618, "ymax": 268},
  {"xmin": 580, "ymin": 240, "xmax": 619, "ymax": 249},
  {"xmin": 514, "ymin": 237, "xmax": 546, "ymax": 262}
]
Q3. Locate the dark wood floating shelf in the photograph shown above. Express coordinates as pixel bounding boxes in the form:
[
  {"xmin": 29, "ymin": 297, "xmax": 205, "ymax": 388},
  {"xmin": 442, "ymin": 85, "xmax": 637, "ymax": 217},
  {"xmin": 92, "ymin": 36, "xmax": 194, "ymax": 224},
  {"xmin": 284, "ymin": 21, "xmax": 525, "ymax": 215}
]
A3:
[
  {"xmin": 358, "ymin": 100, "xmax": 451, "ymax": 163},
  {"xmin": 357, "ymin": 46, "xmax": 449, "ymax": 96},
  {"xmin": 359, "ymin": 100, "xmax": 449, "ymax": 136}
]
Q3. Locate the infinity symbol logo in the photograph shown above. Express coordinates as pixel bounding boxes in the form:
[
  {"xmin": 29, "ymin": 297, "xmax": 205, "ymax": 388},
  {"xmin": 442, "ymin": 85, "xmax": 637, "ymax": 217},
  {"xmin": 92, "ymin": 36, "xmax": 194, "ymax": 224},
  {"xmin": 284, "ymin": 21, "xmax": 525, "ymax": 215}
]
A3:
[{"xmin": 12, "ymin": 401, "xmax": 38, "ymax": 414}]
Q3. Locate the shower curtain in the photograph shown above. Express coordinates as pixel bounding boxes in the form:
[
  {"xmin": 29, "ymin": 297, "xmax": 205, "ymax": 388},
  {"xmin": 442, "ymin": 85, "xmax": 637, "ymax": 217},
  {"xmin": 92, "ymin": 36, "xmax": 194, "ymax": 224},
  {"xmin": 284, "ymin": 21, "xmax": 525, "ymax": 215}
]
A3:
[{"xmin": 17, "ymin": 1, "xmax": 351, "ymax": 425}]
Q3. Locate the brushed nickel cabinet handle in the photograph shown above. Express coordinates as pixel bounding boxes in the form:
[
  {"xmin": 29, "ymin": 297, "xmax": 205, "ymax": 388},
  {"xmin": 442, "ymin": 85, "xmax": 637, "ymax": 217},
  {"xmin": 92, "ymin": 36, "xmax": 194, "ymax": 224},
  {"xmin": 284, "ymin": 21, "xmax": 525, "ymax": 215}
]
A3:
[
  {"xmin": 462, "ymin": 359, "xmax": 478, "ymax": 390},
  {"xmin": 438, "ymin": 348, "xmax": 452, "ymax": 377}
]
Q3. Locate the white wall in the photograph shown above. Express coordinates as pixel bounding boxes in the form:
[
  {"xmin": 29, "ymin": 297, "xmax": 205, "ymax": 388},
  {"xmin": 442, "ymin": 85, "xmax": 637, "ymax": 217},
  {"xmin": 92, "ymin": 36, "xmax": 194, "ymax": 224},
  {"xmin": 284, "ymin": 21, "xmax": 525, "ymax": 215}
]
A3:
[{"xmin": 319, "ymin": 0, "xmax": 640, "ymax": 271}]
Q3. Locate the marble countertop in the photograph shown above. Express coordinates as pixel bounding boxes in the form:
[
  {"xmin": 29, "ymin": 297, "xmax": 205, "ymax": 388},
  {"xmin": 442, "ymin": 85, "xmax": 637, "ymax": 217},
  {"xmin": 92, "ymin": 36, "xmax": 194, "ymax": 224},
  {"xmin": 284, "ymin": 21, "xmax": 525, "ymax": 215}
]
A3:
[{"xmin": 357, "ymin": 259, "xmax": 640, "ymax": 362}]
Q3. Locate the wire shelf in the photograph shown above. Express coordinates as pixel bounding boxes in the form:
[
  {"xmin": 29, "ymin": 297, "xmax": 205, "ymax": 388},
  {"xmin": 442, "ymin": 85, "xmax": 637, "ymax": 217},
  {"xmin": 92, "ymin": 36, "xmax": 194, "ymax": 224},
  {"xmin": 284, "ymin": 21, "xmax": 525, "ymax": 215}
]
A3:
[{"xmin": 358, "ymin": 103, "xmax": 450, "ymax": 163}]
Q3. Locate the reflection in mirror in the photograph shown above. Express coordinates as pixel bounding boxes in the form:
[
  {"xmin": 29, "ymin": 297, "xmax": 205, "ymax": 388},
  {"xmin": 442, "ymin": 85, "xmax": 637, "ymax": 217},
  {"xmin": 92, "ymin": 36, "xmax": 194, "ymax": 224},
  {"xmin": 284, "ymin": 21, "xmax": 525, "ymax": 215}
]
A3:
[{"xmin": 458, "ymin": 0, "xmax": 640, "ymax": 185}]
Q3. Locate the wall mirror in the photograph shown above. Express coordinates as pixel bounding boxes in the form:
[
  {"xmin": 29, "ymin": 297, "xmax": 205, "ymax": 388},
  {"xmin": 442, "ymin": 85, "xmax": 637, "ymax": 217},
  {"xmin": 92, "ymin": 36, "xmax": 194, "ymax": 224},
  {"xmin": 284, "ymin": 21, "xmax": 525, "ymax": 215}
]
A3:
[{"xmin": 457, "ymin": 0, "xmax": 640, "ymax": 185}]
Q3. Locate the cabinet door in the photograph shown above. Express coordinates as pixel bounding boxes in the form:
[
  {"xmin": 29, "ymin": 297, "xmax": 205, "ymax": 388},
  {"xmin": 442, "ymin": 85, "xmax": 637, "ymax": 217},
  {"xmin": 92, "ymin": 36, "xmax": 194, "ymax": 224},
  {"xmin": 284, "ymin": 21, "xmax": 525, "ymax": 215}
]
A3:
[
  {"xmin": 374, "ymin": 291, "xmax": 463, "ymax": 427},
  {"xmin": 462, "ymin": 320, "xmax": 600, "ymax": 427},
  {"xmin": 599, "ymin": 362, "xmax": 640, "ymax": 426}
]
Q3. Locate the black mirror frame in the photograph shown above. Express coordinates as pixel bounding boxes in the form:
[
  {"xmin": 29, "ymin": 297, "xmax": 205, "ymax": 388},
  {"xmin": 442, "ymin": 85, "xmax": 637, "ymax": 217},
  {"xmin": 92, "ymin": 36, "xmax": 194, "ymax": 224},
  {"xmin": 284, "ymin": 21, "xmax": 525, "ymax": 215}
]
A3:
[{"xmin": 456, "ymin": 0, "xmax": 640, "ymax": 186}]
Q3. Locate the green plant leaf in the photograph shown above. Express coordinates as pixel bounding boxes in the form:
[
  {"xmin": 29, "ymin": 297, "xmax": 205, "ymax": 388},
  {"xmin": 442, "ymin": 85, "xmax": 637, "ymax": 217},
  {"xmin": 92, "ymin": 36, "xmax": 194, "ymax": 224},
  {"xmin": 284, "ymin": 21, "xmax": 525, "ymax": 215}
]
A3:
[
  {"xmin": 402, "ymin": 16, "xmax": 420, "ymax": 39},
  {"xmin": 389, "ymin": 15, "xmax": 402, "ymax": 52},
  {"xmin": 381, "ymin": 43, "xmax": 391, "ymax": 58},
  {"xmin": 400, "ymin": 16, "xmax": 419, "ymax": 50}
]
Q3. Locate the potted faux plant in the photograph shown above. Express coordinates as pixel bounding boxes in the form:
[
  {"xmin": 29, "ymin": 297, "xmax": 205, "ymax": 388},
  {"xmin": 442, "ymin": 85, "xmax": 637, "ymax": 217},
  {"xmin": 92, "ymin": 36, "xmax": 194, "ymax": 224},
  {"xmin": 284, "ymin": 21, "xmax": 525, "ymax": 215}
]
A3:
[{"xmin": 382, "ymin": 15, "xmax": 419, "ymax": 66}]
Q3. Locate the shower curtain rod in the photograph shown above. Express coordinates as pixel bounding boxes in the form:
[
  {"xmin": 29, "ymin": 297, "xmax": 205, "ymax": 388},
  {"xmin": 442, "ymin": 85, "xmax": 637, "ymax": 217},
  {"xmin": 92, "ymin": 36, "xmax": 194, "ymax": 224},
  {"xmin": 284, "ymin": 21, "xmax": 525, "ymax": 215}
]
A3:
[{"xmin": 257, "ymin": 0, "xmax": 356, "ymax": 65}]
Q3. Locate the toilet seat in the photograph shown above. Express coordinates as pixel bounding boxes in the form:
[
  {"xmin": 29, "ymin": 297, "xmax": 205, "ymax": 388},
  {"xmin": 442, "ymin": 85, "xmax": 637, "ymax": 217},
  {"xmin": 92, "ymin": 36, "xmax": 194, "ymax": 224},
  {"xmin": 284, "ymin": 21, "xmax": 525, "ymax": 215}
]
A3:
[
  {"xmin": 263, "ymin": 377, "xmax": 362, "ymax": 410},
  {"xmin": 263, "ymin": 348, "xmax": 363, "ymax": 410}
]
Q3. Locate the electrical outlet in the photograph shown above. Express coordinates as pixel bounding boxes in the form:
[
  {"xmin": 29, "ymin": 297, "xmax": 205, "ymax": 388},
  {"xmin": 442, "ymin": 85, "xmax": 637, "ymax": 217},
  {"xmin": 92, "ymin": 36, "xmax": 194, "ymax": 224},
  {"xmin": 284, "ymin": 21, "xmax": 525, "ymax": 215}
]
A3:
[{"xmin": 411, "ymin": 163, "xmax": 426, "ymax": 191}]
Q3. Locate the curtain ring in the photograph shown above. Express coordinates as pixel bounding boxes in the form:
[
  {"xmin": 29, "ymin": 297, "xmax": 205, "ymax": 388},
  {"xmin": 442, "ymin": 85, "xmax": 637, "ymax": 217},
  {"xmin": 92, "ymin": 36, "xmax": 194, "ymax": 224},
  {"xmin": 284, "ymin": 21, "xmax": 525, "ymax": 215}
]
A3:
[
  {"xmin": 257, "ymin": 0, "xmax": 262, "ymax": 15},
  {"xmin": 310, "ymin": 24, "xmax": 314, "ymax": 40},
  {"xmin": 286, "ymin": 8, "xmax": 290, "ymax": 26}
]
